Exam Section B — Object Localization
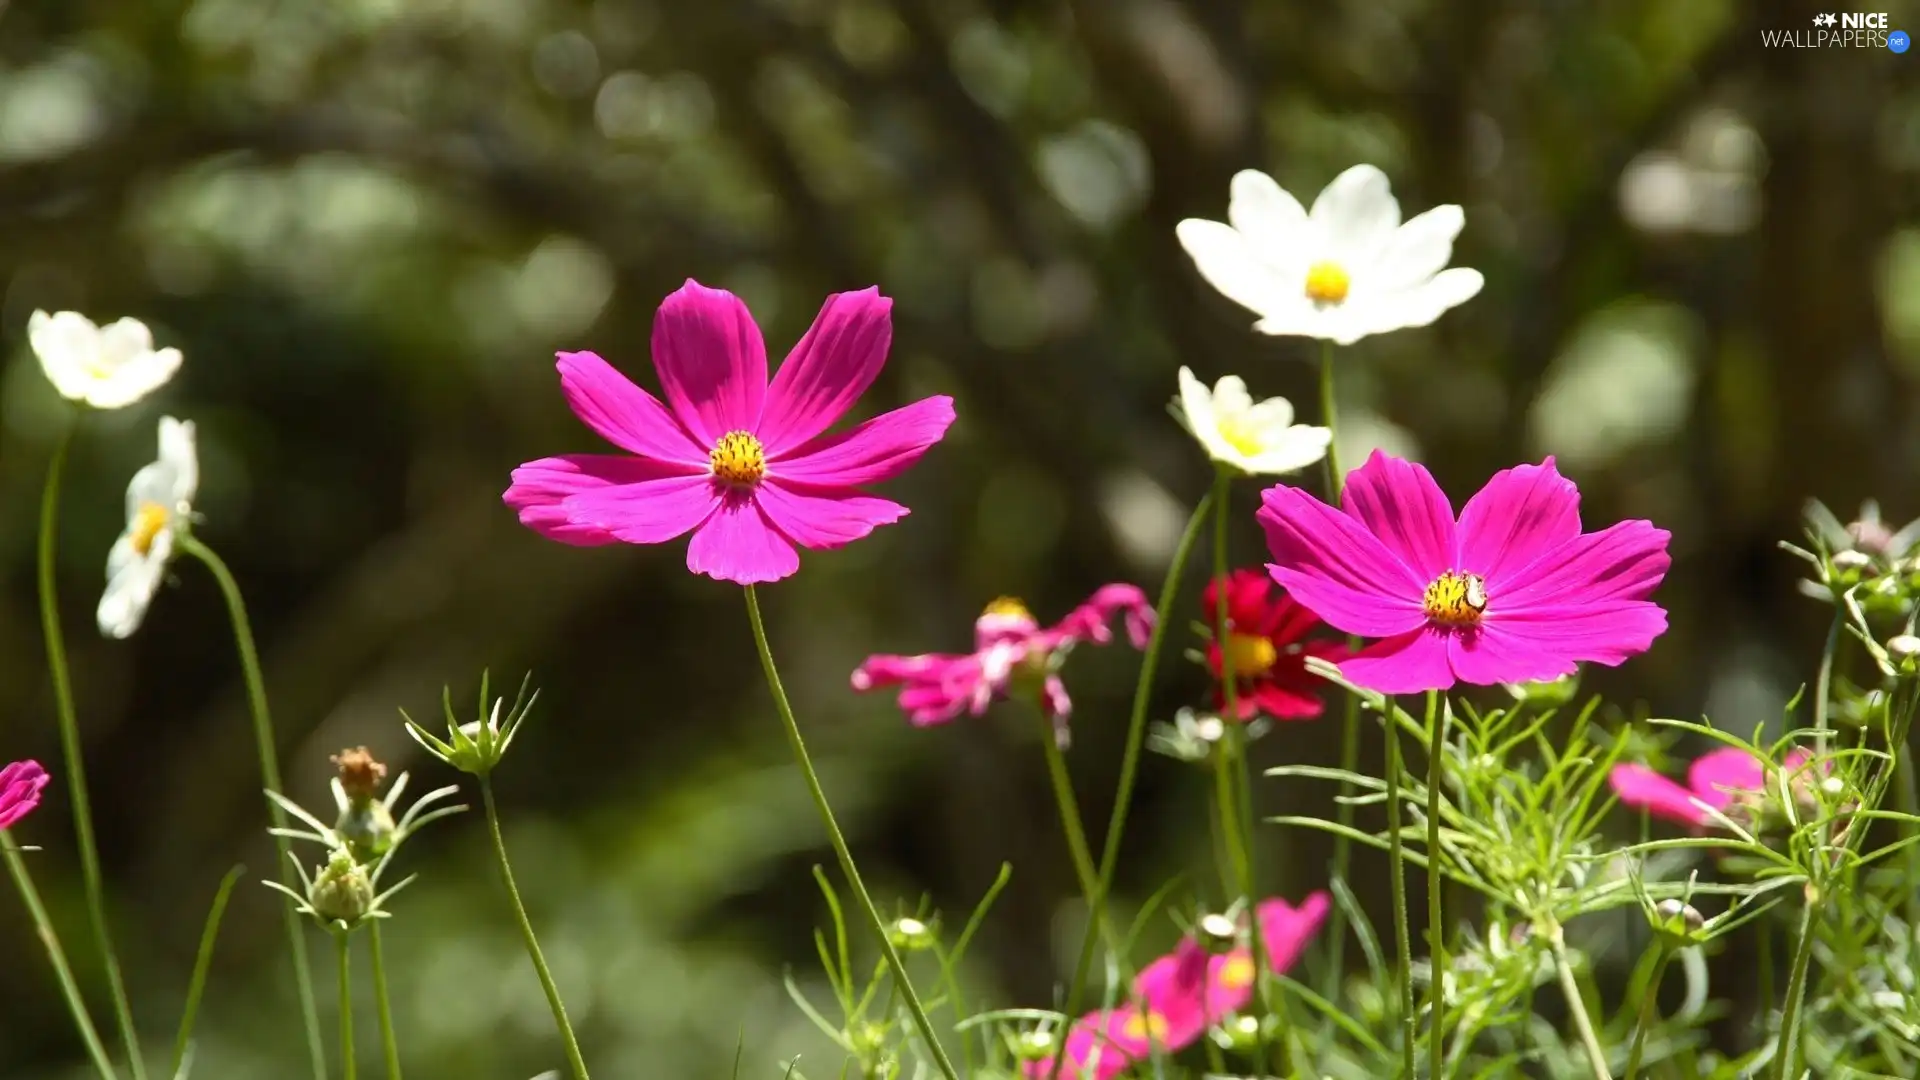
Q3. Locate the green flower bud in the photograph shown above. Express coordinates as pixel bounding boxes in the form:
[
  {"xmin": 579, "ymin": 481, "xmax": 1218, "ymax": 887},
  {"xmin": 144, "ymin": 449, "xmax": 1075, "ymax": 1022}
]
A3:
[
  {"xmin": 1197, "ymin": 912, "xmax": 1239, "ymax": 953},
  {"xmin": 1011, "ymin": 1028, "xmax": 1056, "ymax": 1061},
  {"xmin": 1211, "ymin": 1013, "xmax": 1262, "ymax": 1053},
  {"xmin": 1651, "ymin": 898, "xmax": 1706, "ymax": 948},
  {"xmin": 404, "ymin": 672, "xmax": 536, "ymax": 778},
  {"xmin": 310, "ymin": 848, "xmax": 374, "ymax": 926},
  {"xmin": 331, "ymin": 748, "xmax": 396, "ymax": 862},
  {"xmin": 886, "ymin": 915, "xmax": 938, "ymax": 952}
]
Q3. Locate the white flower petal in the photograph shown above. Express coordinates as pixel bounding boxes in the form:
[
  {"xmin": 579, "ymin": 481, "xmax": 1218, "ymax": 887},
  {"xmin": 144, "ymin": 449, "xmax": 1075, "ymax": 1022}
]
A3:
[
  {"xmin": 1310, "ymin": 164, "xmax": 1400, "ymax": 260},
  {"xmin": 1380, "ymin": 267, "xmax": 1486, "ymax": 333},
  {"xmin": 29, "ymin": 310, "xmax": 102, "ymax": 401},
  {"xmin": 1244, "ymin": 426, "xmax": 1332, "ymax": 475},
  {"xmin": 125, "ymin": 460, "xmax": 176, "ymax": 520},
  {"xmin": 1210, "ymin": 375, "xmax": 1254, "ymax": 417},
  {"xmin": 1227, "ymin": 170, "xmax": 1308, "ymax": 263},
  {"xmin": 98, "ymin": 536, "xmax": 165, "ymax": 639},
  {"xmin": 157, "ymin": 416, "xmax": 199, "ymax": 506},
  {"xmin": 96, "ymin": 318, "xmax": 156, "ymax": 366},
  {"xmin": 1244, "ymin": 395, "xmax": 1296, "ymax": 432},
  {"xmin": 1366, "ymin": 205, "xmax": 1466, "ymax": 294},
  {"xmin": 1176, "ymin": 218, "xmax": 1291, "ymax": 321},
  {"xmin": 85, "ymin": 348, "xmax": 183, "ymax": 409},
  {"xmin": 1177, "ymin": 367, "xmax": 1236, "ymax": 464}
]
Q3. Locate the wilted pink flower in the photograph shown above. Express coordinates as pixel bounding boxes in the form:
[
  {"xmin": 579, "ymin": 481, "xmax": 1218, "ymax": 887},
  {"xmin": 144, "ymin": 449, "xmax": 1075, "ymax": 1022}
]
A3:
[
  {"xmin": 1259, "ymin": 453, "xmax": 1670, "ymax": 694},
  {"xmin": 0, "ymin": 760, "xmax": 50, "ymax": 830},
  {"xmin": 1611, "ymin": 746, "xmax": 1812, "ymax": 828},
  {"xmin": 505, "ymin": 280, "xmax": 955, "ymax": 585},
  {"xmin": 851, "ymin": 586, "xmax": 1153, "ymax": 735},
  {"xmin": 1022, "ymin": 891, "xmax": 1329, "ymax": 1079}
]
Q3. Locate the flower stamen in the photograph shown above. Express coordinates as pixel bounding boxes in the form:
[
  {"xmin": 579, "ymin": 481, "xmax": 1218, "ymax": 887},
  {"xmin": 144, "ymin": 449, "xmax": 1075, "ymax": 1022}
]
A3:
[
  {"xmin": 1304, "ymin": 261, "xmax": 1351, "ymax": 305},
  {"xmin": 981, "ymin": 596, "xmax": 1033, "ymax": 622},
  {"xmin": 708, "ymin": 430, "xmax": 766, "ymax": 485},
  {"xmin": 1216, "ymin": 953, "xmax": 1256, "ymax": 990},
  {"xmin": 1121, "ymin": 1010, "xmax": 1171, "ymax": 1042},
  {"xmin": 1423, "ymin": 571, "xmax": 1488, "ymax": 628},
  {"xmin": 129, "ymin": 502, "xmax": 169, "ymax": 556},
  {"xmin": 1222, "ymin": 632, "xmax": 1277, "ymax": 676}
]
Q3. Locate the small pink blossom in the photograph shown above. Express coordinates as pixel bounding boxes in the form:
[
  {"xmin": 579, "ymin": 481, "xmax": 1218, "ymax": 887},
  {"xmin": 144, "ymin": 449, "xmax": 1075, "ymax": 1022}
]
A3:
[
  {"xmin": 0, "ymin": 760, "xmax": 50, "ymax": 830},
  {"xmin": 1259, "ymin": 452, "xmax": 1670, "ymax": 694},
  {"xmin": 505, "ymin": 280, "xmax": 955, "ymax": 585},
  {"xmin": 851, "ymin": 586, "xmax": 1153, "ymax": 733},
  {"xmin": 1610, "ymin": 746, "xmax": 1813, "ymax": 828}
]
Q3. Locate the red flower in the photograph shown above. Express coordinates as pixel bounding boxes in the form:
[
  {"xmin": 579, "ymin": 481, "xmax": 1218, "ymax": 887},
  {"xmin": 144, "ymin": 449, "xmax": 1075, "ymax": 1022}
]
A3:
[{"xmin": 1203, "ymin": 569, "xmax": 1346, "ymax": 721}]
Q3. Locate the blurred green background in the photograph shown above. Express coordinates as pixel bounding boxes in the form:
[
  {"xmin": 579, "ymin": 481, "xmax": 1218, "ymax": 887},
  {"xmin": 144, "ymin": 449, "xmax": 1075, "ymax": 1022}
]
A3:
[{"xmin": 0, "ymin": 0, "xmax": 1915, "ymax": 1075}]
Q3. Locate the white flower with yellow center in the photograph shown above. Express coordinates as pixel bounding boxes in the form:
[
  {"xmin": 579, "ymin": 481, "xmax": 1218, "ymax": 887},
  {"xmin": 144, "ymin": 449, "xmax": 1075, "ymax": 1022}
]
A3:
[
  {"xmin": 28, "ymin": 310, "xmax": 183, "ymax": 410},
  {"xmin": 1176, "ymin": 166, "xmax": 1484, "ymax": 345},
  {"xmin": 1177, "ymin": 367, "xmax": 1330, "ymax": 476},
  {"xmin": 98, "ymin": 417, "xmax": 197, "ymax": 639}
]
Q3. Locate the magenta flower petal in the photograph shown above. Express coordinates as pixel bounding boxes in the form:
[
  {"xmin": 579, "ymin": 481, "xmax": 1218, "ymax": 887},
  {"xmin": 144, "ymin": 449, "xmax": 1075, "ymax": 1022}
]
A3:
[
  {"xmin": 770, "ymin": 396, "xmax": 956, "ymax": 486},
  {"xmin": 755, "ymin": 480, "xmax": 908, "ymax": 548},
  {"xmin": 1688, "ymin": 747, "xmax": 1768, "ymax": 810},
  {"xmin": 1259, "ymin": 484, "xmax": 1427, "ymax": 637},
  {"xmin": 1339, "ymin": 626, "xmax": 1455, "ymax": 693},
  {"xmin": 685, "ymin": 495, "xmax": 799, "ymax": 584},
  {"xmin": 1495, "ymin": 519, "xmax": 1672, "ymax": 608},
  {"xmin": 561, "ymin": 474, "xmax": 721, "ymax": 545},
  {"xmin": 649, "ymin": 280, "xmax": 769, "ymax": 446},
  {"xmin": 0, "ymin": 760, "xmax": 49, "ymax": 830},
  {"xmin": 1609, "ymin": 763, "xmax": 1710, "ymax": 827},
  {"xmin": 556, "ymin": 351, "xmax": 708, "ymax": 465},
  {"xmin": 1446, "ymin": 621, "xmax": 1579, "ymax": 686},
  {"xmin": 1455, "ymin": 458, "xmax": 1581, "ymax": 585},
  {"xmin": 757, "ymin": 288, "xmax": 892, "ymax": 454},
  {"xmin": 1256, "ymin": 891, "xmax": 1332, "ymax": 975},
  {"xmin": 506, "ymin": 454, "xmax": 703, "ymax": 546},
  {"xmin": 1340, "ymin": 450, "xmax": 1457, "ymax": 581},
  {"xmin": 1480, "ymin": 600, "xmax": 1669, "ymax": 671}
]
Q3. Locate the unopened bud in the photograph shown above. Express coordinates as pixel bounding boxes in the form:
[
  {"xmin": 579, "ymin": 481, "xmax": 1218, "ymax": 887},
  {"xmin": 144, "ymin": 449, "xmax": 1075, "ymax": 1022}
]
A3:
[
  {"xmin": 1652, "ymin": 898, "xmax": 1705, "ymax": 947},
  {"xmin": 1212, "ymin": 1013, "xmax": 1262, "ymax": 1053},
  {"xmin": 1833, "ymin": 550, "xmax": 1875, "ymax": 573},
  {"xmin": 1890, "ymin": 635, "xmax": 1920, "ymax": 662},
  {"xmin": 1821, "ymin": 775, "xmax": 1846, "ymax": 797},
  {"xmin": 1654, "ymin": 899, "xmax": 1702, "ymax": 931},
  {"xmin": 887, "ymin": 916, "xmax": 938, "ymax": 952},
  {"xmin": 404, "ymin": 673, "xmax": 536, "ymax": 778},
  {"xmin": 332, "ymin": 747, "xmax": 386, "ymax": 803},
  {"xmin": 332, "ymin": 748, "xmax": 396, "ymax": 861},
  {"xmin": 310, "ymin": 848, "xmax": 375, "ymax": 926},
  {"xmin": 1197, "ymin": 912, "xmax": 1239, "ymax": 952},
  {"xmin": 1011, "ymin": 1029, "xmax": 1056, "ymax": 1060}
]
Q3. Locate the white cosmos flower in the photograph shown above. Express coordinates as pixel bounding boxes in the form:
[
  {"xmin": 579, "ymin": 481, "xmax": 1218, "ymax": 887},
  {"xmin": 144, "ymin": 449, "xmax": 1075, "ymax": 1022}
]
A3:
[
  {"xmin": 1176, "ymin": 166, "xmax": 1484, "ymax": 346},
  {"xmin": 99, "ymin": 417, "xmax": 198, "ymax": 639},
  {"xmin": 29, "ymin": 310, "xmax": 182, "ymax": 409},
  {"xmin": 1177, "ymin": 367, "xmax": 1330, "ymax": 476}
]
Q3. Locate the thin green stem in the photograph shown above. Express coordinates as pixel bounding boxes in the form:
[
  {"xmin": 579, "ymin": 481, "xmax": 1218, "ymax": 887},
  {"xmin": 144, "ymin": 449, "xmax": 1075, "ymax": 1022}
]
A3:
[
  {"xmin": 1424, "ymin": 692, "xmax": 1446, "ymax": 1078},
  {"xmin": 3, "ymin": 832, "xmax": 121, "ymax": 1079},
  {"xmin": 38, "ymin": 424, "xmax": 146, "ymax": 1080},
  {"xmin": 1053, "ymin": 495, "xmax": 1211, "ymax": 1042},
  {"xmin": 1774, "ymin": 900, "xmax": 1818, "ymax": 1080},
  {"xmin": 1384, "ymin": 701, "xmax": 1415, "ymax": 1078},
  {"xmin": 1033, "ymin": 705, "xmax": 1106, "ymax": 922},
  {"xmin": 1811, "ymin": 611, "xmax": 1842, "ymax": 756},
  {"xmin": 368, "ymin": 923, "xmax": 402, "ymax": 1080},
  {"xmin": 742, "ymin": 586, "xmax": 959, "ymax": 1080},
  {"xmin": 336, "ymin": 933, "xmax": 355, "ymax": 1080},
  {"xmin": 1901, "ymin": 745, "xmax": 1920, "ymax": 936},
  {"xmin": 1623, "ymin": 946, "xmax": 1672, "ymax": 1080},
  {"xmin": 1319, "ymin": 342, "xmax": 1343, "ymax": 491},
  {"xmin": 176, "ymin": 533, "xmax": 326, "ymax": 1080},
  {"xmin": 1548, "ymin": 924, "xmax": 1613, "ymax": 1080},
  {"xmin": 171, "ymin": 866, "xmax": 244, "ymax": 1079},
  {"xmin": 481, "ymin": 777, "xmax": 590, "ymax": 1079},
  {"xmin": 1320, "ymin": 341, "xmax": 1360, "ymax": 1003}
]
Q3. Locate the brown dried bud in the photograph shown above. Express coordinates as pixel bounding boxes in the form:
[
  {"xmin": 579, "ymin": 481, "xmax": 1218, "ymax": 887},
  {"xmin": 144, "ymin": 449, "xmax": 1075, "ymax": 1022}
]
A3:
[{"xmin": 331, "ymin": 747, "xmax": 387, "ymax": 804}]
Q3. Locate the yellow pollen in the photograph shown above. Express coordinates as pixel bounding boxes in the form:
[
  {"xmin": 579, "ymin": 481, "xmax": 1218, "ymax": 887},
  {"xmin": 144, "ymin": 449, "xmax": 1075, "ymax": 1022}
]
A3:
[
  {"xmin": 709, "ymin": 430, "xmax": 766, "ymax": 485},
  {"xmin": 1218, "ymin": 953, "xmax": 1256, "ymax": 990},
  {"xmin": 981, "ymin": 596, "xmax": 1033, "ymax": 621},
  {"xmin": 1304, "ymin": 261, "xmax": 1351, "ymax": 305},
  {"xmin": 1423, "ymin": 571, "xmax": 1488, "ymax": 628},
  {"xmin": 1120, "ymin": 1010, "xmax": 1171, "ymax": 1042},
  {"xmin": 1217, "ymin": 415, "xmax": 1265, "ymax": 457},
  {"xmin": 129, "ymin": 502, "xmax": 168, "ymax": 557},
  {"xmin": 1222, "ymin": 632, "xmax": 1278, "ymax": 677}
]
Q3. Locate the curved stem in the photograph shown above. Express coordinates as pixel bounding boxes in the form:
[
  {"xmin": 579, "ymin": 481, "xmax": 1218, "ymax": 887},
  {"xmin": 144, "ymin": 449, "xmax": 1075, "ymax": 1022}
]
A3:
[
  {"xmin": 1774, "ymin": 900, "xmax": 1818, "ymax": 1080},
  {"xmin": 336, "ymin": 933, "xmax": 356, "ymax": 1080},
  {"xmin": 368, "ymin": 923, "xmax": 402, "ymax": 1080},
  {"xmin": 741, "ymin": 586, "xmax": 959, "ymax": 1080},
  {"xmin": 481, "ymin": 777, "xmax": 590, "ymax": 1079},
  {"xmin": 1384, "ymin": 699, "xmax": 1415, "ymax": 1077},
  {"xmin": 1811, "ymin": 611, "xmax": 1841, "ymax": 756},
  {"xmin": 1033, "ymin": 706, "xmax": 1106, "ymax": 924},
  {"xmin": 1548, "ymin": 924, "xmax": 1613, "ymax": 1080},
  {"xmin": 176, "ymin": 533, "xmax": 326, "ymax": 1080},
  {"xmin": 1623, "ymin": 946, "xmax": 1672, "ymax": 1080},
  {"xmin": 1424, "ymin": 692, "xmax": 1447, "ymax": 1077},
  {"xmin": 38, "ymin": 424, "xmax": 147, "ymax": 1080},
  {"xmin": 1055, "ymin": 495, "xmax": 1212, "ymax": 1040},
  {"xmin": 3, "ymin": 832, "xmax": 121, "ymax": 1079}
]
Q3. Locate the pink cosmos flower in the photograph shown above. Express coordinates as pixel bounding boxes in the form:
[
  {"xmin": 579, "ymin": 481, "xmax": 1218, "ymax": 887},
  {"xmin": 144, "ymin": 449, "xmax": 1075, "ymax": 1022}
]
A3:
[
  {"xmin": 1022, "ymin": 892, "xmax": 1329, "ymax": 1079},
  {"xmin": 1259, "ymin": 452, "xmax": 1670, "ymax": 694},
  {"xmin": 1611, "ymin": 746, "xmax": 1813, "ymax": 829},
  {"xmin": 504, "ymin": 280, "xmax": 956, "ymax": 585},
  {"xmin": 0, "ymin": 760, "xmax": 50, "ymax": 830},
  {"xmin": 851, "ymin": 586, "xmax": 1153, "ymax": 735}
]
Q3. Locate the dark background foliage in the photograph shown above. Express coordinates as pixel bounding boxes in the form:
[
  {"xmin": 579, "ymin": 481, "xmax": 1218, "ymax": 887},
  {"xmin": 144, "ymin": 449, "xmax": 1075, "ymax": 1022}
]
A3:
[{"xmin": 0, "ymin": 0, "xmax": 1913, "ymax": 1075}]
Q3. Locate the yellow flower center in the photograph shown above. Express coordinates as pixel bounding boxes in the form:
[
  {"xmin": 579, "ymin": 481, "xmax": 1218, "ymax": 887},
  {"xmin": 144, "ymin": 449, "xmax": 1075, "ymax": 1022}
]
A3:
[
  {"xmin": 129, "ymin": 502, "xmax": 169, "ymax": 556},
  {"xmin": 1120, "ymin": 1010, "xmax": 1171, "ymax": 1042},
  {"xmin": 1423, "ymin": 571, "xmax": 1488, "ymax": 628},
  {"xmin": 1217, "ymin": 415, "xmax": 1266, "ymax": 457},
  {"xmin": 1304, "ymin": 261, "xmax": 1351, "ymax": 305},
  {"xmin": 709, "ymin": 430, "xmax": 766, "ymax": 485},
  {"xmin": 981, "ymin": 596, "xmax": 1033, "ymax": 621},
  {"xmin": 1222, "ymin": 632, "xmax": 1277, "ymax": 677},
  {"xmin": 1217, "ymin": 953, "xmax": 1256, "ymax": 990}
]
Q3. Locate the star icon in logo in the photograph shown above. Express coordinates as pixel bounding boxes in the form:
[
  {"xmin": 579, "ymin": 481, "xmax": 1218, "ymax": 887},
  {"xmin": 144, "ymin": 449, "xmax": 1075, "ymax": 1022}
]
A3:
[{"xmin": 1813, "ymin": 12, "xmax": 1838, "ymax": 25}]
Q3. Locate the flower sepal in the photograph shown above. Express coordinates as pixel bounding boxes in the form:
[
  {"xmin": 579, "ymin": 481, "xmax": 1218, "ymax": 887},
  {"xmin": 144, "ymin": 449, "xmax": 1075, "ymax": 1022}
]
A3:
[{"xmin": 403, "ymin": 671, "xmax": 537, "ymax": 778}]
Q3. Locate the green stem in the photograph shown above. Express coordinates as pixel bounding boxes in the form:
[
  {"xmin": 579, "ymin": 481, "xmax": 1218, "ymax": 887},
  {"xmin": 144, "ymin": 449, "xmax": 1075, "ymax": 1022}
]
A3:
[
  {"xmin": 1811, "ymin": 611, "xmax": 1841, "ymax": 756},
  {"xmin": 38, "ymin": 423, "xmax": 146, "ymax": 1080},
  {"xmin": 1548, "ymin": 924, "xmax": 1613, "ymax": 1080},
  {"xmin": 1774, "ymin": 899, "xmax": 1818, "ymax": 1080},
  {"xmin": 741, "ymin": 586, "xmax": 959, "ymax": 1080},
  {"xmin": 1424, "ymin": 692, "xmax": 1447, "ymax": 1078},
  {"xmin": 1901, "ymin": 745, "xmax": 1920, "ymax": 936},
  {"xmin": 1623, "ymin": 946, "xmax": 1672, "ymax": 1080},
  {"xmin": 336, "ymin": 933, "xmax": 355, "ymax": 1080},
  {"xmin": 368, "ymin": 923, "xmax": 402, "ymax": 1080},
  {"xmin": 1319, "ymin": 341, "xmax": 1343, "ymax": 492},
  {"xmin": 1032, "ymin": 705, "xmax": 1107, "ymax": 927},
  {"xmin": 176, "ymin": 533, "xmax": 326, "ymax": 1080},
  {"xmin": 1384, "ymin": 700, "xmax": 1415, "ymax": 1078},
  {"xmin": 480, "ymin": 777, "xmax": 590, "ymax": 1079},
  {"xmin": 3, "ymin": 832, "xmax": 121, "ymax": 1079},
  {"xmin": 1320, "ymin": 341, "xmax": 1360, "ymax": 1002}
]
